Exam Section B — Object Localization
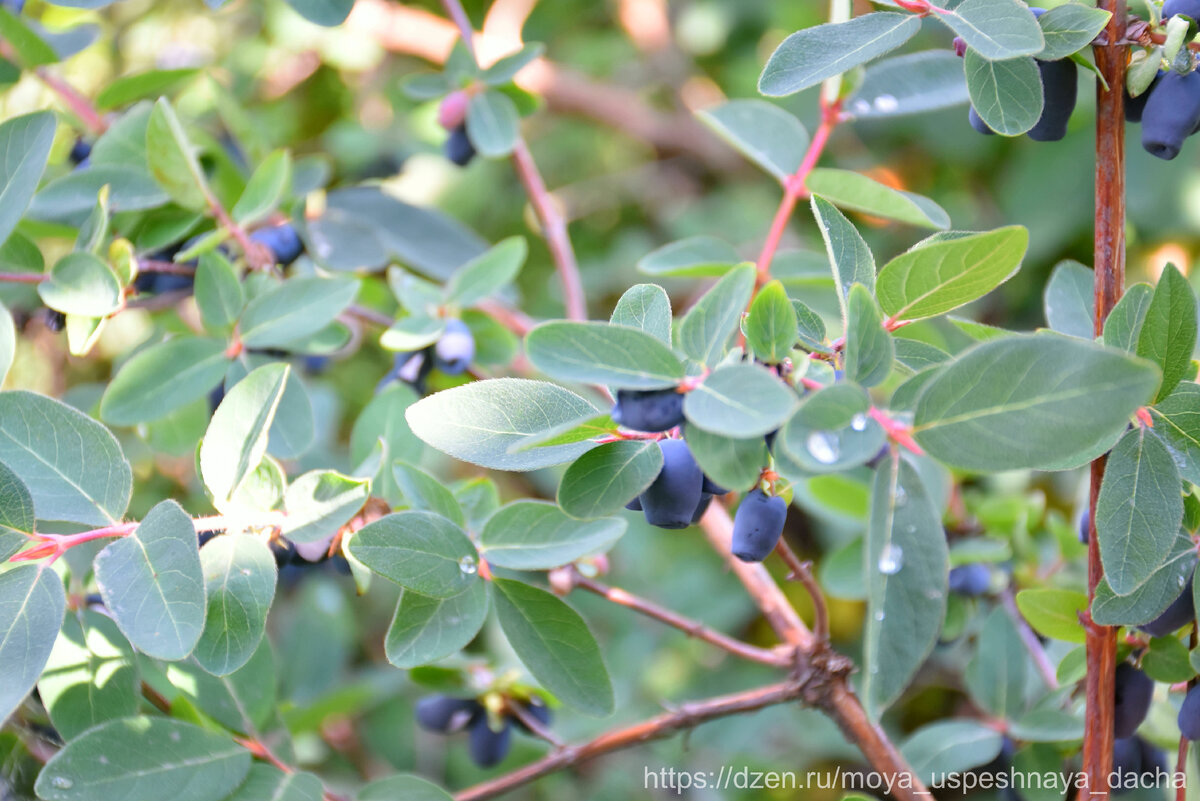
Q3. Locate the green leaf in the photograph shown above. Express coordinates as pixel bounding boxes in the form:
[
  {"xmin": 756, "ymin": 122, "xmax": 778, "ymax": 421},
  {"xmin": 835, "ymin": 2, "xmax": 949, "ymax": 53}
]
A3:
[
  {"xmin": 34, "ymin": 717, "xmax": 251, "ymax": 801},
  {"xmin": 100, "ymin": 337, "xmax": 229, "ymax": 425},
  {"xmin": 557, "ymin": 440, "xmax": 662, "ymax": 519},
  {"xmin": 1150, "ymin": 381, "xmax": 1200, "ymax": 485},
  {"xmin": 509, "ymin": 411, "xmax": 616, "ymax": 452},
  {"xmin": 0, "ymin": 8, "xmax": 56, "ymax": 66},
  {"xmin": 444, "ymin": 236, "xmax": 526, "ymax": 308},
  {"xmin": 964, "ymin": 51, "xmax": 1043, "ymax": 135},
  {"xmin": 37, "ymin": 610, "xmax": 137, "ymax": 739},
  {"xmin": 913, "ymin": 335, "xmax": 1159, "ymax": 471},
  {"xmin": 392, "ymin": 461, "xmax": 464, "ymax": 526},
  {"xmin": 780, "ymin": 383, "xmax": 886, "ymax": 473},
  {"xmin": 848, "ymin": 51, "xmax": 970, "ymax": 119},
  {"xmin": 863, "ymin": 457, "xmax": 948, "ymax": 716},
  {"xmin": 1097, "ymin": 427, "xmax": 1183, "ymax": 595},
  {"xmin": 744, "ymin": 280, "xmax": 798, "ymax": 364},
  {"xmin": 876, "ymin": 227, "xmax": 1028, "ymax": 321},
  {"xmin": 683, "ymin": 426, "xmax": 768, "ymax": 492},
  {"xmin": 358, "ymin": 774, "xmax": 453, "ymax": 801},
  {"xmin": 199, "ymin": 363, "xmax": 289, "ymax": 507},
  {"xmin": 193, "ymin": 535, "xmax": 276, "ymax": 676},
  {"xmin": 1142, "ymin": 635, "xmax": 1194, "ymax": 683},
  {"xmin": 793, "ymin": 298, "xmax": 829, "ymax": 353},
  {"xmin": 684, "ymin": 363, "xmax": 800, "ymax": 438},
  {"xmin": 225, "ymin": 765, "xmax": 324, "ymax": 801},
  {"xmin": 1007, "ymin": 709, "xmax": 1084, "ymax": 743},
  {"xmin": 145, "ymin": 98, "xmax": 211, "ymax": 210},
  {"xmin": 481, "ymin": 43, "xmax": 545, "ymax": 85},
  {"xmin": 94, "ymin": 499, "xmax": 205, "ymax": 660},
  {"xmin": 940, "ymin": 0, "xmax": 1045, "ymax": 60},
  {"xmin": 240, "ymin": 277, "xmax": 359, "ymax": 349},
  {"xmin": 758, "ymin": 13, "xmax": 921, "ymax": 97},
  {"xmin": 0, "ymin": 564, "xmax": 65, "ymax": 725},
  {"xmin": 385, "ymin": 582, "xmax": 488, "ymax": 669},
  {"xmin": 1043, "ymin": 260, "xmax": 1095, "ymax": 339},
  {"xmin": 95, "ymin": 68, "xmax": 199, "ymax": 111},
  {"xmin": 350, "ymin": 383, "xmax": 424, "ymax": 496},
  {"xmin": 807, "ymin": 170, "xmax": 950, "ymax": 230},
  {"xmin": 695, "ymin": 100, "xmax": 808, "ymax": 181},
  {"xmin": 0, "ymin": 112, "xmax": 55, "ymax": 246},
  {"xmin": 228, "ymin": 355, "xmax": 314, "ymax": 462},
  {"xmin": 1037, "ymin": 4, "xmax": 1112, "ymax": 61},
  {"xmin": 194, "ymin": 251, "xmax": 244, "ymax": 333},
  {"xmin": 406, "ymin": 378, "xmax": 599, "ymax": 471},
  {"xmin": 282, "ymin": 470, "xmax": 370, "ymax": 544},
  {"xmin": 1103, "ymin": 283, "xmax": 1153, "ymax": 353},
  {"xmin": 348, "ymin": 511, "xmax": 478, "ymax": 599},
  {"xmin": 1137, "ymin": 263, "xmax": 1197, "ymax": 402},
  {"xmin": 526, "ymin": 320, "xmax": 684, "ymax": 389},
  {"xmin": 1092, "ymin": 529, "xmax": 1196, "ymax": 626},
  {"xmin": 901, "ymin": 721, "xmax": 1003, "ymax": 784},
  {"xmin": 465, "ymin": 90, "xmax": 520, "ymax": 158},
  {"xmin": 232, "ymin": 150, "xmax": 292, "ymax": 225},
  {"xmin": 964, "ymin": 607, "xmax": 1027, "ymax": 718},
  {"xmin": 37, "ymin": 252, "xmax": 121, "ymax": 317},
  {"xmin": 610, "ymin": 283, "xmax": 672, "ymax": 345},
  {"xmin": 637, "ymin": 236, "xmax": 740, "ymax": 278},
  {"xmin": 380, "ymin": 315, "xmax": 445, "ymax": 352},
  {"xmin": 0, "ymin": 460, "xmax": 34, "ymax": 561},
  {"xmin": 812, "ymin": 195, "xmax": 874, "ymax": 324},
  {"xmin": 678, "ymin": 264, "xmax": 756, "ymax": 367},
  {"xmin": 284, "ymin": 0, "xmax": 355, "ymax": 26},
  {"xmin": 491, "ymin": 578, "xmax": 614, "ymax": 715},
  {"xmin": 480, "ymin": 500, "xmax": 626, "ymax": 569},
  {"xmin": 844, "ymin": 284, "xmax": 894, "ymax": 388},
  {"xmin": 1015, "ymin": 589, "xmax": 1088, "ymax": 643},
  {"xmin": 0, "ymin": 390, "xmax": 131, "ymax": 526}
]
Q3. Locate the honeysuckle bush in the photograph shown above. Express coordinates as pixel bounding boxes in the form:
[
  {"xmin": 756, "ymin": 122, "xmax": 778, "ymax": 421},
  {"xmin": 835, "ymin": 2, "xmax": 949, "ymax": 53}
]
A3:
[{"xmin": 0, "ymin": 0, "xmax": 1198, "ymax": 800}]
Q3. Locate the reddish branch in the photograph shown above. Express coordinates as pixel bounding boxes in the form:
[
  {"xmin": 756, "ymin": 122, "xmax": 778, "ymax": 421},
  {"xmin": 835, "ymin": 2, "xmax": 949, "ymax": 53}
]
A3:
[
  {"xmin": 34, "ymin": 68, "xmax": 108, "ymax": 135},
  {"xmin": 772, "ymin": 539, "xmax": 830, "ymax": 643},
  {"xmin": 567, "ymin": 567, "xmax": 790, "ymax": 667},
  {"xmin": 1084, "ymin": 2, "xmax": 1127, "ymax": 797}
]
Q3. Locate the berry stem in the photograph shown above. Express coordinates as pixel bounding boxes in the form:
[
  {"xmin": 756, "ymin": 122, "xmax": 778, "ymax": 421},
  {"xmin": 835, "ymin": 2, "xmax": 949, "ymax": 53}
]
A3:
[
  {"xmin": 771, "ymin": 540, "xmax": 829, "ymax": 643},
  {"xmin": 33, "ymin": 68, "xmax": 108, "ymax": 136},
  {"xmin": 0, "ymin": 272, "xmax": 45, "ymax": 284},
  {"xmin": 1083, "ymin": 1, "xmax": 1127, "ymax": 794},
  {"xmin": 569, "ymin": 567, "xmax": 789, "ymax": 667}
]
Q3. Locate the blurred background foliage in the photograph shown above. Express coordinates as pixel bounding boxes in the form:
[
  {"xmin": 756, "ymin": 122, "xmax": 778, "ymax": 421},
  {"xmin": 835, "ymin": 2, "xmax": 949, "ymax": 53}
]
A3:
[{"xmin": 0, "ymin": 0, "xmax": 1191, "ymax": 799}]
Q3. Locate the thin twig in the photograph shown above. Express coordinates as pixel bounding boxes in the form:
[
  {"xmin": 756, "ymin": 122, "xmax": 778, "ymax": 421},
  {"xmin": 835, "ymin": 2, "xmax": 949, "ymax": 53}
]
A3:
[
  {"xmin": 0, "ymin": 272, "xmax": 43, "ymax": 284},
  {"xmin": 772, "ymin": 540, "xmax": 829, "ymax": 643},
  {"xmin": 504, "ymin": 701, "xmax": 563, "ymax": 748},
  {"xmin": 570, "ymin": 568, "xmax": 790, "ymax": 667},
  {"xmin": 1001, "ymin": 589, "xmax": 1058, "ymax": 690},
  {"xmin": 454, "ymin": 679, "xmax": 811, "ymax": 801},
  {"xmin": 34, "ymin": 68, "xmax": 107, "ymax": 135}
]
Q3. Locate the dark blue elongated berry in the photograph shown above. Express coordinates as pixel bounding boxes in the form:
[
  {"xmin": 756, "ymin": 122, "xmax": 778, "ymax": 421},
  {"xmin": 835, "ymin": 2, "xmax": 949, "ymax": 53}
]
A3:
[
  {"xmin": 1140, "ymin": 574, "xmax": 1195, "ymax": 637},
  {"xmin": 731, "ymin": 488, "xmax": 787, "ymax": 563},
  {"xmin": 701, "ymin": 476, "xmax": 728, "ymax": 496},
  {"xmin": 1027, "ymin": 58, "xmax": 1077, "ymax": 142},
  {"xmin": 1127, "ymin": 73, "xmax": 1163, "ymax": 123},
  {"xmin": 947, "ymin": 563, "xmax": 991, "ymax": 597},
  {"xmin": 1113, "ymin": 663, "xmax": 1155, "ymax": 738},
  {"xmin": 249, "ymin": 223, "xmax": 305, "ymax": 266},
  {"xmin": 208, "ymin": 384, "xmax": 225, "ymax": 414},
  {"xmin": 468, "ymin": 714, "xmax": 512, "ymax": 767},
  {"xmin": 69, "ymin": 138, "xmax": 91, "ymax": 165},
  {"xmin": 1179, "ymin": 684, "xmax": 1200, "ymax": 740},
  {"xmin": 1141, "ymin": 69, "xmax": 1200, "ymax": 160},
  {"xmin": 1110, "ymin": 736, "xmax": 1143, "ymax": 793},
  {"xmin": 764, "ymin": 429, "xmax": 779, "ymax": 451},
  {"xmin": 197, "ymin": 530, "xmax": 218, "ymax": 549},
  {"xmin": 1164, "ymin": 0, "xmax": 1200, "ymax": 18},
  {"xmin": 44, "ymin": 309, "xmax": 65, "ymax": 332},
  {"xmin": 1078, "ymin": 508, "xmax": 1090, "ymax": 544},
  {"xmin": 271, "ymin": 537, "xmax": 298, "ymax": 567},
  {"xmin": 611, "ymin": 388, "xmax": 684, "ymax": 433},
  {"xmin": 639, "ymin": 439, "xmax": 703, "ymax": 529},
  {"xmin": 513, "ymin": 700, "xmax": 552, "ymax": 734},
  {"xmin": 968, "ymin": 105, "xmax": 995, "ymax": 136},
  {"xmin": 415, "ymin": 695, "xmax": 480, "ymax": 733},
  {"xmin": 434, "ymin": 319, "xmax": 475, "ymax": 375},
  {"xmin": 1137, "ymin": 737, "xmax": 1168, "ymax": 789},
  {"xmin": 625, "ymin": 495, "xmax": 642, "ymax": 511},
  {"xmin": 691, "ymin": 492, "xmax": 713, "ymax": 524},
  {"xmin": 445, "ymin": 124, "xmax": 476, "ymax": 167}
]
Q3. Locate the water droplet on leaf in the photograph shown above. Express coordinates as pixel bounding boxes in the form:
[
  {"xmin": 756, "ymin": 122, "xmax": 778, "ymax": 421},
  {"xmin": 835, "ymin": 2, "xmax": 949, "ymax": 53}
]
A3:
[
  {"xmin": 458, "ymin": 555, "xmax": 478, "ymax": 575},
  {"xmin": 878, "ymin": 543, "xmax": 904, "ymax": 575},
  {"xmin": 51, "ymin": 777, "xmax": 73, "ymax": 790},
  {"xmin": 850, "ymin": 413, "xmax": 868, "ymax": 431},
  {"xmin": 806, "ymin": 431, "xmax": 840, "ymax": 464}
]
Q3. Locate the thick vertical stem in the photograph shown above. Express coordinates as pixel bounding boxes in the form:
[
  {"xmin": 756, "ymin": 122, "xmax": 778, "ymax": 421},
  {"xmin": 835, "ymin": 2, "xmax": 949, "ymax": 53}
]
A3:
[{"xmin": 1085, "ymin": 3, "xmax": 1126, "ymax": 797}]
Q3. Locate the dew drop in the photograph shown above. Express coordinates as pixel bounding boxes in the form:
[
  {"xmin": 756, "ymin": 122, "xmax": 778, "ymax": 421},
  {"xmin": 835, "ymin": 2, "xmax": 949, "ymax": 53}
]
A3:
[
  {"xmin": 873, "ymin": 94, "xmax": 899, "ymax": 113},
  {"xmin": 878, "ymin": 543, "xmax": 904, "ymax": 575},
  {"xmin": 169, "ymin": 730, "xmax": 181, "ymax": 742},
  {"xmin": 851, "ymin": 98, "xmax": 871, "ymax": 115},
  {"xmin": 873, "ymin": 610, "xmax": 886, "ymax": 622},
  {"xmin": 903, "ymin": 524, "xmax": 916, "ymax": 534},
  {"xmin": 1179, "ymin": 574, "xmax": 1188, "ymax": 588},
  {"xmin": 97, "ymin": 756, "xmax": 109, "ymax": 766},
  {"xmin": 893, "ymin": 486, "xmax": 908, "ymax": 507},
  {"xmin": 806, "ymin": 431, "xmax": 840, "ymax": 464},
  {"xmin": 458, "ymin": 555, "xmax": 478, "ymax": 575},
  {"xmin": 50, "ymin": 777, "xmax": 73, "ymax": 790},
  {"xmin": 850, "ymin": 413, "xmax": 868, "ymax": 432}
]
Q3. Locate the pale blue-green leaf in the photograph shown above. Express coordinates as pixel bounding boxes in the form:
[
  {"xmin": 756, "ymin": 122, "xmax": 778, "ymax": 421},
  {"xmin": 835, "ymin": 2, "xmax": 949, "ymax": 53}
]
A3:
[
  {"xmin": 807, "ymin": 170, "xmax": 950, "ymax": 230},
  {"xmin": 199, "ymin": 363, "xmax": 289, "ymax": 507},
  {"xmin": 526, "ymin": 320, "xmax": 684, "ymax": 389},
  {"xmin": 348, "ymin": 511, "xmax": 478, "ymax": 599},
  {"xmin": 847, "ymin": 51, "xmax": 969, "ymax": 119},
  {"xmin": 610, "ymin": 283, "xmax": 672, "ymax": 345},
  {"xmin": 0, "ymin": 564, "xmax": 65, "ymax": 725},
  {"xmin": 100, "ymin": 338, "xmax": 229, "ymax": 425},
  {"xmin": 1043, "ymin": 260, "xmax": 1095, "ymax": 339},
  {"xmin": 481, "ymin": 500, "xmax": 626, "ymax": 569},
  {"xmin": 385, "ymin": 582, "xmax": 488, "ymax": 669},
  {"xmin": 557, "ymin": 440, "xmax": 662, "ymax": 519},
  {"xmin": 941, "ymin": 0, "xmax": 1046, "ymax": 60},
  {"xmin": 637, "ymin": 236, "xmax": 740, "ymax": 278},
  {"xmin": 678, "ymin": 264, "xmax": 756, "ymax": 367},
  {"xmin": 695, "ymin": 100, "xmax": 808, "ymax": 181},
  {"xmin": 812, "ymin": 195, "xmax": 874, "ymax": 323},
  {"xmin": 964, "ymin": 51, "xmax": 1042, "ymax": 135},
  {"xmin": 0, "ymin": 111, "xmax": 55, "ymax": 246},
  {"xmin": 684, "ymin": 363, "xmax": 800, "ymax": 438}
]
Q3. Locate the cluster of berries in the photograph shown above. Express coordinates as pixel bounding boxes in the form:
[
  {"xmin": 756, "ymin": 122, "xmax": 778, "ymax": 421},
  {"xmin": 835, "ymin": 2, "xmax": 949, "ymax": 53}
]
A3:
[
  {"xmin": 380, "ymin": 319, "xmax": 476, "ymax": 395},
  {"xmin": 611, "ymin": 388, "xmax": 789, "ymax": 563},
  {"xmin": 416, "ymin": 694, "xmax": 551, "ymax": 768}
]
